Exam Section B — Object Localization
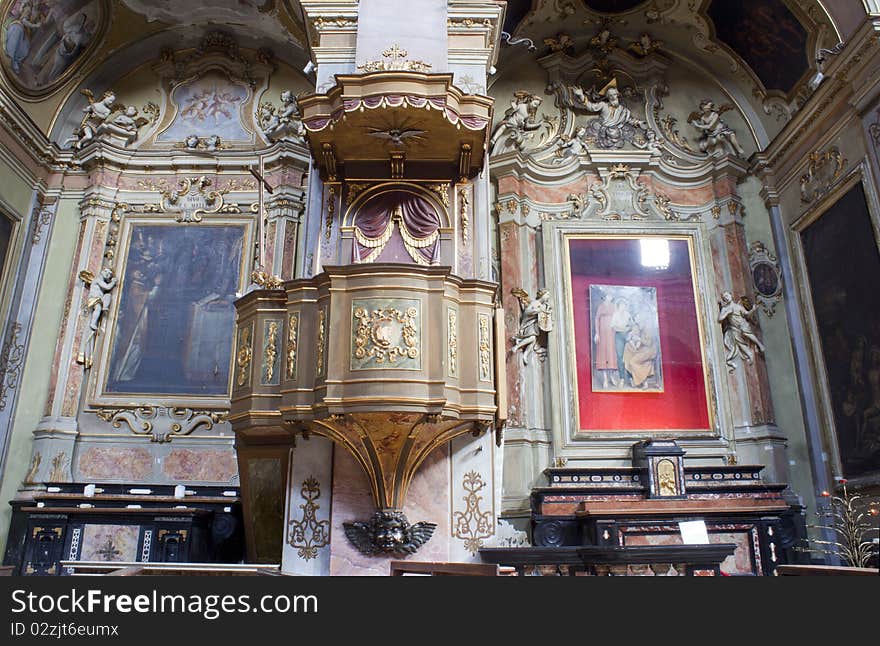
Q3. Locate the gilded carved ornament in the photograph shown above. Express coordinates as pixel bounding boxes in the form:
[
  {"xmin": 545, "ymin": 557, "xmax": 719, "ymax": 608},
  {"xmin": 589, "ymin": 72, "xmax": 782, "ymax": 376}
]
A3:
[
  {"xmin": 287, "ymin": 477, "xmax": 331, "ymax": 561},
  {"xmin": 352, "ymin": 305, "xmax": 419, "ymax": 366},
  {"xmin": 452, "ymin": 471, "xmax": 494, "ymax": 554},
  {"xmin": 799, "ymin": 146, "xmax": 847, "ymax": 203},
  {"xmin": 94, "ymin": 406, "xmax": 227, "ymax": 444},
  {"xmin": 357, "ymin": 44, "xmax": 432, "ymax": 74}
]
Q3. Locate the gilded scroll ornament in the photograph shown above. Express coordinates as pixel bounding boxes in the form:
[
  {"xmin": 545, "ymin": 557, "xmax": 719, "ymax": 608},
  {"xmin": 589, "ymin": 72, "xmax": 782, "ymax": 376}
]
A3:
[
  {"xmin": 479, "ymin": 314, "xmax": 492, "ymax": 381},
  {"xmin": 23, "ymin": 453, "xmax": 41, "ymax": 485},
  {"xmin": 236, "ymin": 325, "xmax": 253, "ymax": 387},
  {"xmin": 95, "ymin": 406, "xmax": 227, "ymax": 443},
  {"xmin": 160, "ymin": 176, "xmax": 228, "ymax": 223},
  {"xmin": 49, "ymin": 453, "xmax": 69, "ymax": 483},
  {"xmin": 718, "ymin": 292, "xmax": 765, "ymax": 371},
  {"xmin": 0, "ymin": 322, "xmax": 24, "ymax": 411},
  {"xmin": 263, "ymin": 320, "xmax": 280, "ymax": 384},
  {"xmin": 316, "ymin": 309, "xmax": 326, "ymax": 377},
  {"xmin": 452, "ymin": 471, "xmax": 494, "ymax": 554},
  {"xmin": 287, "ymin": 477, "xmax": 331, "ymax": 561},
  {"xmin": 458, "ymin": 188, "xmax": 469, "ymax": 243},
  {"xmin": 286, "ymin": 312, "xmax": 299, "ymax": 380},
  {"xmin": 448, "ymin": 308, "xmax": 458, "ymax": 378},
  {"xmin": 800, "ymin": 146, "xmax": 847, "ymax": 203},
  {"xmin": 352, "ymin": 301, "xmax": 420, "ymax": 369}
]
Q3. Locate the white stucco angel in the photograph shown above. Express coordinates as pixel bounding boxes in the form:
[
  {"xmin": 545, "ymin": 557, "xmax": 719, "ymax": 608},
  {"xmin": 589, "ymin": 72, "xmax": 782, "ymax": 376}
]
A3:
[
  {"xmin": 490, "ymin": 91, "xmax": 545, "ymax": 154},
  {"xmin": 77, "ymin": 267, "xmax": 118, "ymax": 369},
  {"xmin": 510, "ymin": 287, "xmax": 553, "ymax": 365},
  {"xmin": 688, "ymin": 100, "xmax": 746, "ymax": 157},
  {"xmin": 260, "ymin": 90, "xmax": 305, "ymax": 142},
  {"xmin": 66, "ymin": 89, "xmax": 119, "ymax": 149},
  {"xmin": 718, "ymin": 291, "xmax": 765, "ymax": 371},
  {"xmin": 555, "ymin": 126, "xmax": 588, "ymax": 162}
]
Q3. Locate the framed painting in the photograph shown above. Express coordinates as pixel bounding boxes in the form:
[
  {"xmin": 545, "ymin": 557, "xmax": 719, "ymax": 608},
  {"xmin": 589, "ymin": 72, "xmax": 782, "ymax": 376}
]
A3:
[
  {"xmin": 91, "ymin": 215, "xmax": 253, "ymax": 406},
  {"xmin": 545, "ymin": 222, "xmax": 729, "ymax": 455},
  {"xmin": 156, "ymin": 71, "xmax": 253, "ymax": 144},
  {"xmin": 793, "ymin": 169, "xmax": 880, "ymax": 484},
  {"xmin": 0, "ymin": 0, "xmax": 109, "ymax": 97}
]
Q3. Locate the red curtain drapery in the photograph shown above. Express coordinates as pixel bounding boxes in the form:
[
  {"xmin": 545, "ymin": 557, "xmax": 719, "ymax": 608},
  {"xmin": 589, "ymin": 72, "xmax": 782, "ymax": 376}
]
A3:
[{"xmin": 353, "ymin": 191, "xmax": 441, "ymax": 265}]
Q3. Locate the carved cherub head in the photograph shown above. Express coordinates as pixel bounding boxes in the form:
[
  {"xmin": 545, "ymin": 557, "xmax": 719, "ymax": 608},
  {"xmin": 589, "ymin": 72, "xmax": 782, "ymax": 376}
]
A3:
[
  {"xmin": 343, "ymin": 510, "xmax": 436, "ymax": 556},
  {"xmin": 720, "ymin": 291, "xmax": 733, "ymax": 304}
]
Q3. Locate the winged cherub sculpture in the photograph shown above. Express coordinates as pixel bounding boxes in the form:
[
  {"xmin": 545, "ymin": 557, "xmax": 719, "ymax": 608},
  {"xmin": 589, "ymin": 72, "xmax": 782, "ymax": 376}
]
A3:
[
  {"xmin": 688, "ymin": 100, "xmax": 746, "ymax": 157},
  {"xmin": 76, "ymin": 267, "xmax": 118, "ymax": 369},
  {"xmin": 343, "ymin": 510, "xmax": 437, "ymax": 556},
  {"xmin": 718, "ymin": 291, "xmax": 765, "ymax": 370},
  {"xmin": 490, "ymin": 90, "xmax": 547, "ymax": 154}
]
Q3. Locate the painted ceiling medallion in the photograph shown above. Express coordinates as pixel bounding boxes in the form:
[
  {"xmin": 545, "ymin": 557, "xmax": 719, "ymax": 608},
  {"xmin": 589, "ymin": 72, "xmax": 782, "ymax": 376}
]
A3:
[{"xmin": 0, "ymin": 0, "xmax": 110, "ymax": 97}]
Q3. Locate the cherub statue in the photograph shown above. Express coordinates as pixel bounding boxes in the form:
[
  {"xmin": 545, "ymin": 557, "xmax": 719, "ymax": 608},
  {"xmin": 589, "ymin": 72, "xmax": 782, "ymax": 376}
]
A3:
[
  {"xmin": 511, "ymin": 287, "xmax": 553, "ymax": 365},
  {"xmin": 108, "ymin": 105, "xmax": 151, "ymax": 146},
  {"xmin": 77, "ymin": 267, "xmax": 118, "ymax": 368},
  {"xmin": 183, "ymin": 134, "xmax": 200, "ymax": 150},
  {"xmin": 260, "ymin": 90, "xmax": 305, "ymax": 142},
  {"xmin": 718, "ymin": 291, "xmax": 765, "ymax": 371},
  {"xmin": 555, "ymin": 126, "xmax": 588, "ymax": 162},
  {"xmin": 589, "ymin": 28, "xmax": 618, "ymax": 56},
  {"xmin": 688, "ymin": 100, "xmax": 746, "ymax": 157},
  {"xmin": 627, "ymin": 32, "xmax": 662, "ymax": 57},
  {"xmin": 343, "ymin": 510, "xmax": 436, "ymax": 556},
  {"xmin": 66, "ymin": 89, "xmax": 119, "ymax": 149},
  {"xmin": 490, "ymin": 91, "xmax": 545, "ymax": 154},
  {"xmin": 544, "ymin": 32, "xmax": 574, "ymax": 54}
]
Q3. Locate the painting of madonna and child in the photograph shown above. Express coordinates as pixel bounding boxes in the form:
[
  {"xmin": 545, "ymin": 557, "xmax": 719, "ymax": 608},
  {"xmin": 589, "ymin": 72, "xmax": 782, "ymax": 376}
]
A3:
[{"xmin": 567, "ymin": 236, "xmax": 711, "ymax": 432}]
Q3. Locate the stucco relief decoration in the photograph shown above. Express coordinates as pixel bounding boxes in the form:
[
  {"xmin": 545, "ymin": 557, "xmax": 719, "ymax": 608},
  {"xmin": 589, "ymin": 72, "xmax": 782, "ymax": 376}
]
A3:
[
  {"xmin": 94, "ymin": 406, "xmax": 227, "ymax": 443},
  {"xmin": 748, "ymin": 241, "xmax": 782, "ymax": 317},
  {"xmin": 351, "ymin": 299, "xmax": 420, "ymax": 370},
  {"xmin": 285, "ymin": 311, "xmax": 298, "ymax": 381},
  {"xmin": 156, "ymin": 176, "xmax": 234, "ymax": 223},
  {"xmin": 258, "ymin": 90, "xmax": 305, "ymax": 143},
  {"xmin": 76, "ymin": 267, "xmax": 117, "ymax": 369},
  {"xmin": 490, "ymin": 90, "xmax": 556, "ymax": 155},
  {"xmin": 65, "ymin": 89, "xmax": 159, "ymax": 150},
  {"xmin": 687, "ymin": 100, "xmax": 745, "ymax": 157},
  {"xmin": 799, "ymin": 146, "xmax": 847, "ymax": 203},
  {"xmin": 447, "ymin": 308, "xmax": 458, "ymax": 378},
  {"xmin": 478, "ymin": 313, "xmax": 492, "ymax": 381},
  {"xmin": 590, "ymin": 164, "xmax": 650, "ymax": 220},
  {"xmin": 718, "ymin": 291, "xmax": 765, "ymax": 371},
  {"xmin": 550, "ymin": 76, "xmax": 657, "ymax": 151},
  {"xmin": 0, "ymin": 0, "xmax": 109, "ymax": 97},
  {"xmin": 236, "ymin": 323, "xmax": 253, "ymax": 387},
  {"xmin": 511, "ymin": 288, "xmax": 552, "ymax": 365},
  {"xmin": 452, "ymin": 470, "xmax": 494, "ymax": 554},
  {"xmin": 287, "ymin": 476, "xmax": 330, "ymax": 561},
  {"xmin": 356, "ymin": 43, "xmax": 431, "ymax": 73},
  {"xmin": 262, "ymin": 319, "xmax": 280, "ymax": 385},
  {"xmin": 0, "ymin": 321, "xmax": 24, "ymax": 411}
]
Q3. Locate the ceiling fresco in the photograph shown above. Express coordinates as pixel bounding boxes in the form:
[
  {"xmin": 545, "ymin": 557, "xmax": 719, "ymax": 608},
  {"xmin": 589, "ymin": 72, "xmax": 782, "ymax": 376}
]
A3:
[
  {"xmin": 0, "ymin": 0, "xmax": 110, "ymax": 97},
  {"xmin": 707, "ymin": 0, "xmax": 810, "ymax": 96}
]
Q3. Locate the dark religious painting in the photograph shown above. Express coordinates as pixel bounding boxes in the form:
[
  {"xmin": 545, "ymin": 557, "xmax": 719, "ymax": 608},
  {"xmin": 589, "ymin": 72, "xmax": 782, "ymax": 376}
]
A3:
[
  {"xmin": 801, "ymin": 183, "xmax": 880, "ymax": 481},
  {"xmin": 105, "ymin": 223, "xmax": 246, "ymax": 396},
  {"xmin": 580, "ymin": 0, "xmax": 645, "ymax": 13},
  {"xmin": 707, "ymin": 0, "xmax": 809, "ymax": 95},
  {"xmin": 0, "ymin": 210, "xmax": 13, "ymax": 282},
  {"xmin": 566, "ymin": 236, "xmax": 710, "ymax": 432},
  {"xmin": 0, "ymin": 0, "xmax": 108, "ymax": 95},
  {"xmin": 752, "ymin": 262, "xmax": 779, "ymax": 298}
]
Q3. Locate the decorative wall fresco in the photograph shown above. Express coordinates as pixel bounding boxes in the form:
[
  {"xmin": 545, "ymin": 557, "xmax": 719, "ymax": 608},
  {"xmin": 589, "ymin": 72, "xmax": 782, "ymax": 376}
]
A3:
[
  {"xmin": 105, "ymin": 223, "xmax": 246, "ymax": 397},
  {"xmin": 0, "ymin": 0, "xmax": 107, "ymax": 95},
  {"xmin": 157, "ymin": 71, "xmax": 251, "ymax": 143},
  {"xmin": 707, "ymin": 0, "xmax": 809, "ymax": 95},
  {"xmin": 801, "ymin": 183, "xmax": 880, "ymax": 481}
]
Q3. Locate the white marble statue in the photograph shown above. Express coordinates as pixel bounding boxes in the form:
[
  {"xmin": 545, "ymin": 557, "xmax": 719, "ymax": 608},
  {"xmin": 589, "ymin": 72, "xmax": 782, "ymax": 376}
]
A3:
[
  {"xmin": 688, "ymin": 100, "xmax": 745, "ymax": 157},
  {"xmin": 718, "ymin": 291, "xmax": 765, "ymax": 371},
  {"xmin": 490, "ymin": 91, "xmax": 545, "ymax": 154},
  {"xmin": 260, "ymin": 90, "xmax": 305, "ymax": 142},
  {"xmin": 67, "ymin": 89, "xmax": 151, "ymax": 150},
  {"xmin": 555, "ymin": 126, "xmax": 588, "ymax": 162},
  {"xmin": 511, "ymin": 288, "xmax": 553, "ymax": 365}
]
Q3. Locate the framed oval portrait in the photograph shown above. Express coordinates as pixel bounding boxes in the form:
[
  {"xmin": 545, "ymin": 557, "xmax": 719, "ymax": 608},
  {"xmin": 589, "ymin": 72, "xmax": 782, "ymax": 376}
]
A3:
[
  {"xmin": 0, "ymin": 0, "xmax": 110, "ymax": 98},
  {"xmin": 751, "ymin": 261, "xmax": 780, "ymax": 298}
]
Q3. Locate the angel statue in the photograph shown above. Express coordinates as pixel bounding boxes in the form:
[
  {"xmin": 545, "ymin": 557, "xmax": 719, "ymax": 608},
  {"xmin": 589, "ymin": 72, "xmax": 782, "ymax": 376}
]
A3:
[
  {"xmin": 511, "ymin": 287, "xmax": 553, "ymax": 365},
  {"xmin": 76, "ymin": 267, "xmax": 118, "ymax": 369},
  {"xmin": 718, "ymin": 291, "xmax": 765, "ymax": 371},
  {"xmin": 259, "ymin": 90, "xmax": 305, "ymax": 142},
  {"xmin": 688, "ymin": 100, "xmax": 746, "ymax": 157},
  {"xmin": 108, "ymin": 105, "xmax": 152, "ymax": 147},
  {"xmin": 490, "ymin": 91, "xmax": 546, "ymax": 155},
  {"xmin": 65, "ymin": 89, "xmax": 118, "ymax": 149},
  {"xmin": 343, "ymin": 510, "xmax": 436, "ymax": 556}
]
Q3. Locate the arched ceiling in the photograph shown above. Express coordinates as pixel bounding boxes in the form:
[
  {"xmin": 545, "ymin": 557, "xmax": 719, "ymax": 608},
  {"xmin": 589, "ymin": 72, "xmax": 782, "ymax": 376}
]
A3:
[{"xmin": 493, "ymin": 0, "xmax": 849, "ymax": 143}]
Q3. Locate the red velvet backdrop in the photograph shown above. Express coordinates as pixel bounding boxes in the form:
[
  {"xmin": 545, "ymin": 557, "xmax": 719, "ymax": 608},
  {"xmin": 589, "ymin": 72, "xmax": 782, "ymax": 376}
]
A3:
[{"xmin": 568, "ymin": 238, "xmax": 710, "ymax": 431}]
